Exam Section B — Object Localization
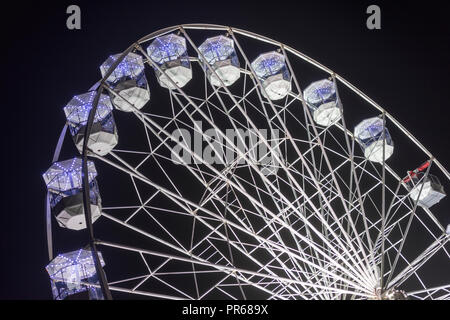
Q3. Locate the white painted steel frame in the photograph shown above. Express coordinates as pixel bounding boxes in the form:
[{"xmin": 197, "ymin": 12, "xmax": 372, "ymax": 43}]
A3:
[{"xmin": 46, "ymin": 24, "xmax": 450, "ymax": 300}]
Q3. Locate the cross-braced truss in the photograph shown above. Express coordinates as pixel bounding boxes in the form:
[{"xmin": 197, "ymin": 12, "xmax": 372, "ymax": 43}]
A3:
[{"xmin": 49, "ymin": 24, "xmax": 450, "ymax": 300}]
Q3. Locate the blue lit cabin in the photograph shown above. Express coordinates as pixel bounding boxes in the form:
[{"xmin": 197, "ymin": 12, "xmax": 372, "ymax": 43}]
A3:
[
  {"xmin": 354, "ymin": 116, "xmax": 394, "ymax": 163},
  {"xmin": 64, "ymin": 91, "xmax": 118, "ymax": 156},
  {"xmin": 100, "ymin": 52, "xmax": 150, "ymax": 112},
  {"xmin": 43, "ymin": 158, "xmax": 102, "ymax": 230},
  {"xmin": 198, "ymin": 35, "xmax": 240, "ymax": 87},
  {"xmin": 251, "ymin": 51, "xmax": 291, "ymax": 101},
  {"xmin": 46, "ymin": 249, "xmax": 105, "ymax": 300},
  {"xmin": 147, "ymin": 34, "xmax": 192, "ymax": 89},
  {"xmin": 303, "ymin": 79, "xmax": 342, "ymax": 126}
]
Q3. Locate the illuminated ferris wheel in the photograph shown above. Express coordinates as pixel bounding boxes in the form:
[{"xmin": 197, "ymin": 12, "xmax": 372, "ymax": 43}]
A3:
[{"xmin": 42, "ymin": 24, "xmax": 450, "ymax": 300}]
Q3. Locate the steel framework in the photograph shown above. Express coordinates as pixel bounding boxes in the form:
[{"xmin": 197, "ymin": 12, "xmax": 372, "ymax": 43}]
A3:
[{"xmin": 45, "ymin": 24, "xmax": 450, "ymax": 300}]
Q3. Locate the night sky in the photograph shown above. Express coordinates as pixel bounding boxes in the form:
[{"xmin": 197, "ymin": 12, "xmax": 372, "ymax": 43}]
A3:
[{"xmin": 1, "ymin": 0, "xmax": 450, "ymax": 299}]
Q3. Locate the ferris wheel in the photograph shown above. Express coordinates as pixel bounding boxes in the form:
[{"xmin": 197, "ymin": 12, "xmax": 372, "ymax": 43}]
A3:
[{"xmin": 42, "ymin": 24, "xmax": 450, "ymax": 300}]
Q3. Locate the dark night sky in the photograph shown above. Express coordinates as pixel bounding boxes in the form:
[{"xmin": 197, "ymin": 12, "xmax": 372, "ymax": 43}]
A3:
[{"xmin": 1, "ymin": 0, "xmax": 449, "ymax": 299}]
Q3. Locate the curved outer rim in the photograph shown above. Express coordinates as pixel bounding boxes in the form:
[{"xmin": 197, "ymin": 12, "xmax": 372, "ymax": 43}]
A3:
[{"xmin": 46, "ymin": 23, "xmax": 450, "ymax": 299}]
